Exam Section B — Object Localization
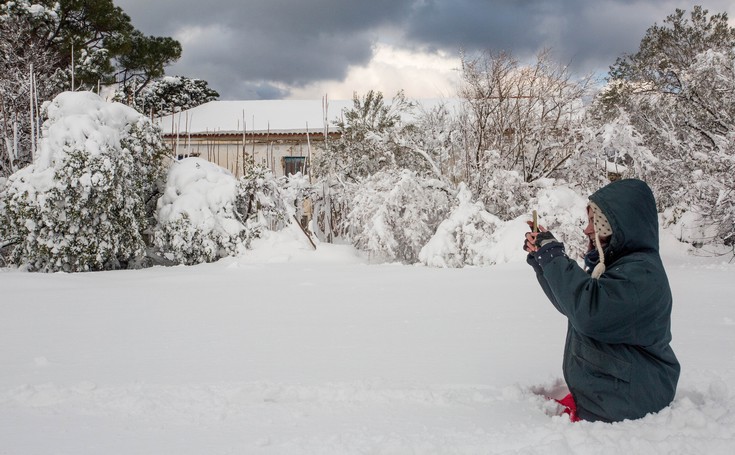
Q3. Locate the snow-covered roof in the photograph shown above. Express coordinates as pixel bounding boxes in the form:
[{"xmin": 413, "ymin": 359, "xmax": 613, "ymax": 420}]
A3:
[
  {"xmin": 155, "ymin": 98, "xmax": 462, "ymax": 136},
  {"xmin": 155, "ymin": 99, "xmax": 353, "ymax": 136}
]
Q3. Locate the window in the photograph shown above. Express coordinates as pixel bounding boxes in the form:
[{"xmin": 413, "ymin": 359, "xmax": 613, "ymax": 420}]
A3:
[{"xmin": 283, "ymin": 156, "xmax": 308, "ymax": 176}]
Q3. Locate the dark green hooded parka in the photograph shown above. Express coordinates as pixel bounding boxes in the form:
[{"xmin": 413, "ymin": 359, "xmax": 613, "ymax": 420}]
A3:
[{"xmin": 533, "ymin": 179, "xmax": 680, "ymax": 422}]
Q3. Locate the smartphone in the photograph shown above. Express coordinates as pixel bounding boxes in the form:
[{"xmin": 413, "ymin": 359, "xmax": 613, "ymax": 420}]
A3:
[{"xmin": 532, "ymin": 210, "xmax": 538, "ymax": 233}]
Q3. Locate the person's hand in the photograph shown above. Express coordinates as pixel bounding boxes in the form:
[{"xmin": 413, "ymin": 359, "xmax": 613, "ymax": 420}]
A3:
[
  {"xmin": 523, "ymin": 222, "xmax": 549, "ymax": 253},
  {"xmin": 524, "ymin": 225, "xmax": 567, "ymax": 270}
]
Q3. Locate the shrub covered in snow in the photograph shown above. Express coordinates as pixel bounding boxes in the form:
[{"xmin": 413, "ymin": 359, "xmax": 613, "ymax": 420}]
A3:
[
  {"xmin": 235, "ymin": 165, "xmax": 293, "ymax": 231},
  {"xmin": 530, "ymin": 182, "xmax": 589, "ymax": 260},
  {"xmin": 420, "ymin": 182, "xmax": 589, "ymax": 267},
  {"xmin": 0, "ymin": 91, "xmax": 168, "ymax": 272},
  {"xmin": 154, "ymin": 158, "xmax": 247, "ymax": 265},
  {"xmin": 345, "ymin": 170, "xmax": 452, "ymax": 263},
  {"xmin": 308, "ymin": 178, "xmax": 356, "ymax": 244},
  {"xmin": 478, "ymin": 159, "xmax": 535, "ymax": 221},
  {"xmin": 153, "ymin": 158, "xmax": 293, "ymax": 265},
  {"xmin": 419, "ymin": 183, "xmax": 503, "ymax": 267}
]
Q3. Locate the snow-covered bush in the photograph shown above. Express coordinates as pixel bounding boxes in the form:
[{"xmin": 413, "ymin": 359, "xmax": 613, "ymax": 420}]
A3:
[
  {"xmin": 345, "ymin": 170, "xmax": 452, "ymax": 263},
  {"xmin": 235, "ymin": 165, "xmax": 293, "ymax": 231},
  {"xmin": 0, "ymin": 91, "xmax": 168, "ymax": 272},
  {"xmin": 154, "ymin": 158, "xmax": 249, "ymax": 265},
  {"xmin": 419, "ymin": 183, "xmax": 503, "ymax": 267},
  {"xmin": 420, "ymin": 182, "xmax": 589, "ymax": 267},
  {"xmin": 531, "ymin": 183, "xmax": 589, "ymax": 260},
  {"xmin": 281, "ymin": 172, "xmax": 312, "ymax": 225},
  {"xmin": 478, "ymin": 158, "xmax": 535, "ymax": 220},
  {"xmin": 309, "ymin": 178, "xmax": 356, "ymax": 243},
  {"xmin": 153, "ymin": 158, "xmax": 293, "ymax": 265}
]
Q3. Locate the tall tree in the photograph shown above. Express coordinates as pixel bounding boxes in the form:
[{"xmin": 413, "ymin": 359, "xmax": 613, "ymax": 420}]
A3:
[
  {"xmin": 0, "ymin": 0, "xmax": 182, "ymax": 176},
  {"xmin": 599, "ymin": 5, "xmax": 735, "ymax": 249},
  {"xmin": 459, "ymin": 49, "xmax": 593, "ymax": 186},
  {"xmin": 114, "ymin": 31, "xmax": 182, "ymax": 99},
  {"xmin": 0, "ymin": 1, "xmax": 61, "ymax": 175}
]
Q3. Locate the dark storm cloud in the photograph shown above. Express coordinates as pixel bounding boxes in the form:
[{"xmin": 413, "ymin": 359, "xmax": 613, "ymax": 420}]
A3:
[
  {"xmin": 402, "ymin": 0, "xmax": 679, "ymax": 74},
  {"xmin": 405, "ymin": 0, "xmax": 544, "ymax": 53},
  {"xmin": 114, "ymin": 0, "xmax": 734, "ymax": 99},
  {"xmin": 116, "ymin": 0, "xmax": 415, "ymax": 98}
]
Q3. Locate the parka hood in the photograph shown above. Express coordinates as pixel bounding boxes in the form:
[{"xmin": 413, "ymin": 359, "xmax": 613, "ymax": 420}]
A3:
[{"xmin": 588, "ymin": 179, "xmax": 659, "ymax": 262}]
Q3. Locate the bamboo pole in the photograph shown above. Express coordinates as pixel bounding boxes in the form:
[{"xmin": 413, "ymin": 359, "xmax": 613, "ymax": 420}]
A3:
[
  {"xmin": 29, "ymin": 63, "xmax": 36, "ymax": 161},
  {"xmin": 305, "ymin": 121, "xmax": 313, "ymax": 183},
  {"xmin": 171, "ymin": 112, "xmax": 176, "ymax": 156},
  {"xmin": 241, "ymin": 110, "xmax": 246, "ymax": 176},
  {"xmin": 33, "ymin": 70, "xmax": 40, "ymax": 152},
  {"xmin": 186, "ymin": 113, "xmax": 192, "ymax": 158},
  {"xmin": 267, "ymin": 122, "xmax": 271, "ymax": 172},
  {"xmin": 71, "ymin": 42, "xmax": 74, "ymax": 91}
]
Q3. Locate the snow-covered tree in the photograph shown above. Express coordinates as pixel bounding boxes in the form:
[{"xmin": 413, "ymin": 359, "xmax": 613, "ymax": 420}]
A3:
[
  {"xmin": 0, "ymin": 91, "xmax": 168, "ymax": 272},
  {"xmin": 314, "ymin": 90, "xmax": 431, "ymax": 181},
  {"xmin": 477, "ymin": 156, "xmax": 535, "ymax": 220},
  {"xmin": 458, "ymin": 49, "xmax": 593, "ymax": 189},
  {"xmin": 234, "ymin": 164, "xmax": 292, "ymax": 231},
  {"xmin": 0, "ymin": 0, "xmax": 183, "ymax": 177},
  {"xmin": 308, "ymin": 179, "xmax": 356, "ymax": 244},
  {"xmin": 531, "ymin": 183, "xmax": 589, "ymax": 260},
  {"xmin": 401, "ymin": 101, "xmax": 466, "ymax": 182},
  {"xmin": 600, "ymin": 6, "xmax": 735, "ymax": 250},
  {"xmin": 345, "ymin": 170, "xmax": 452, "ymax": 263},
  {"xmin": 567, "ymin": 109, "xmax": 659, "ymax": 198},
  {"xmin": 0, "ymin": 1, "xmax": 61, "ymax": 176},
  {"xmin": 120, "ymin": 75, "xmax": 219, "ymax": 117}
]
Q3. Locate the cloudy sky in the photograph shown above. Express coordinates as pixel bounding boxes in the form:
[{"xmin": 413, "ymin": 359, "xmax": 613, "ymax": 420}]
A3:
[{"xmin": 115, "ymin": 0, "xmax": 735, "ymax": 100}]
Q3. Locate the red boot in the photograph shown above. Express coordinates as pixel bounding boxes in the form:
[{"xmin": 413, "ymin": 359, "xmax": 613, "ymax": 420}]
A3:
[{"xmin": 555, "ymin": 393, "xmax": 581, "ymax": 422}]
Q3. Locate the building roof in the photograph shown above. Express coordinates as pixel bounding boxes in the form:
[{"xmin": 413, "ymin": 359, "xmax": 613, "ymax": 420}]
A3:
[
  {"xmin": 155, "ymin": 98, "xmax": 462, "ymax": 137},
  {"xmin": 155, "ymin": 99, "xmax": 353, "ymax": 136}
]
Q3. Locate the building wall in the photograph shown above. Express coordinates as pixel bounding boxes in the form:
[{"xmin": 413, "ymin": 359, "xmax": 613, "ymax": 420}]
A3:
[{"xmin": 166, "ymin": 135, "xmax": 329, "ymax": 178}]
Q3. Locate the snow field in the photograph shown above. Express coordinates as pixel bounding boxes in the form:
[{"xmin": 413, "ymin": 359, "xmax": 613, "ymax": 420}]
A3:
[{"xmin": 1, "ymin": 230, "xmax": 734, "ymax": 454}]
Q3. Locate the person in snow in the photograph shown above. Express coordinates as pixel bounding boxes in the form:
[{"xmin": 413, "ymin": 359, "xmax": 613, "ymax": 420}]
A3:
[{"xmin": 523, "ymin": 178, "xmax": 680, "ymax": 423}]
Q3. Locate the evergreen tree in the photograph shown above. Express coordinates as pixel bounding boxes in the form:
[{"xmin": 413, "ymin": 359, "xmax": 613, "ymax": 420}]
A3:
[
  {"xmin": 0, "ymin": 0, "xmax": 182, "ymax": 176},
  {"xmin": 0, "ymin": 1, "xmax": 61, "ymax": 175},
  {"xmin": 0, "ymin": 92, "xmax": 168, "ymax": 272},
  {"xmin": 124, "ymin": 76, "xmax": 219, "ymax": 117}
]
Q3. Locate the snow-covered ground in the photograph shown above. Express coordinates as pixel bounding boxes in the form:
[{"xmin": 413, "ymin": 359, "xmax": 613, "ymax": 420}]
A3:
[{"xmin": 1, "ymin": 227, "xmax": 734, "ymax": 454}]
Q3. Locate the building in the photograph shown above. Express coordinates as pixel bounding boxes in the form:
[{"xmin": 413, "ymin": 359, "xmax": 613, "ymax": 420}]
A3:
[
  {"xmin": 155, "ymin": 98, "xmax": 461, "ymax": 179},
  {"xmin": 155, "ymin": 99, "xmax": 354, "ymax": 178}
]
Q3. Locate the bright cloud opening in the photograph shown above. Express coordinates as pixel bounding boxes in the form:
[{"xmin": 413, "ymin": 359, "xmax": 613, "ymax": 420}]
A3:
[{"xmin": 287, "ymin": 43, "xmax": 462, "ymax": 100}]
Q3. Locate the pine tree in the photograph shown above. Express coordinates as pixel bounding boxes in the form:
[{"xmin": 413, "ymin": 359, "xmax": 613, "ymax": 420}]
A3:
[
  {"xmin": 0, "ymin": 0, "xmax": 182, "ymax": 176},
  {"xmin": 122, "ymin": 76, "xmax": 219, "ymax": 117}
]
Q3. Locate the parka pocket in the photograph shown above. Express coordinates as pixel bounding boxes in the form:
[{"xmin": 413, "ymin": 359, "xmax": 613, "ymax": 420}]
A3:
[{"xmin": 571, "ymin": 342, "xmax": 632, "ymax": 390}]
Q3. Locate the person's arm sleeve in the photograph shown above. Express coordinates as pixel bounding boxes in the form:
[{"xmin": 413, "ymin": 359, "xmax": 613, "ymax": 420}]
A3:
[
  {"xmin": 539, "ymin": 256, "xmax": 645, "ymax": 344},
  {"xmin": 528, "ymin": 254, "xmax": 566, "ymax": 316}
]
